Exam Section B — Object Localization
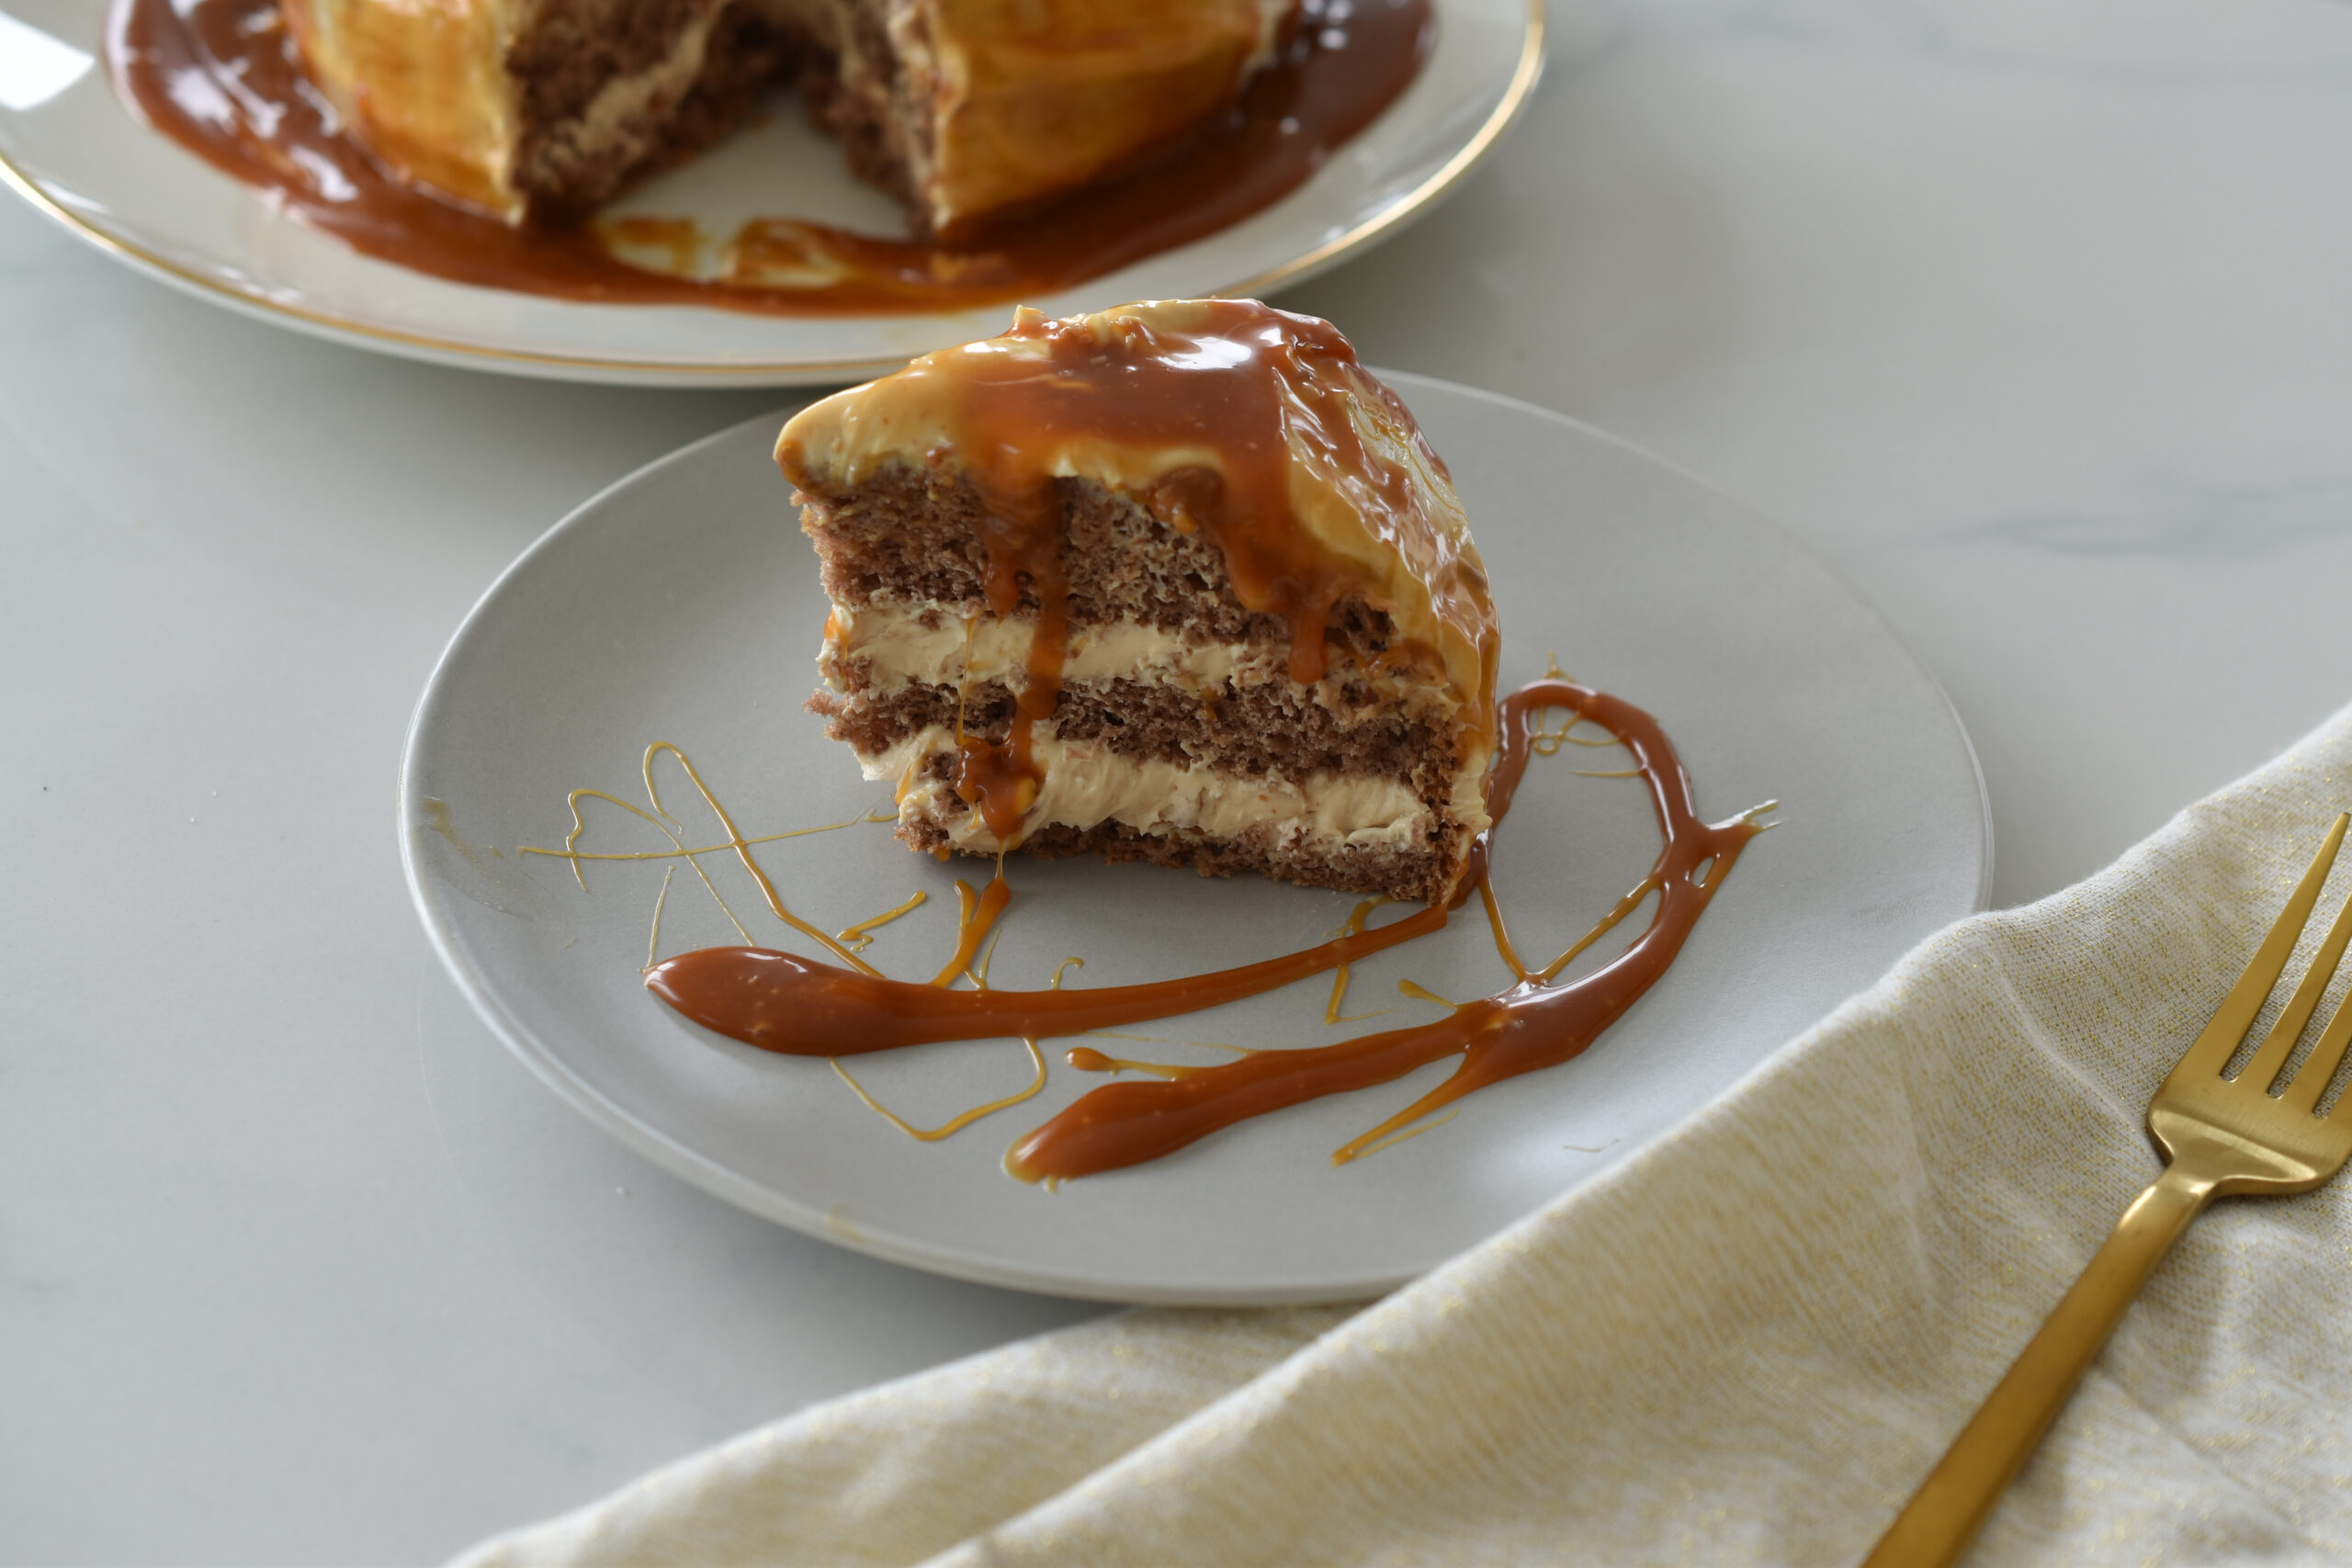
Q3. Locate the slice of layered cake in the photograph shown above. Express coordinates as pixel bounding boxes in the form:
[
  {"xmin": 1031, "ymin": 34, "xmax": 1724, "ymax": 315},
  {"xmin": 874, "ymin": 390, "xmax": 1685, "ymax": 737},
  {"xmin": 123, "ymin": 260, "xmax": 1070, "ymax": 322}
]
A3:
[
  {"xmin": 779, "ymin": 299, "xmax": 1499, "ymax": 906},
  {"xmin": 279, "ymin": 0, "xmax": 1296, "ymax": 230}
]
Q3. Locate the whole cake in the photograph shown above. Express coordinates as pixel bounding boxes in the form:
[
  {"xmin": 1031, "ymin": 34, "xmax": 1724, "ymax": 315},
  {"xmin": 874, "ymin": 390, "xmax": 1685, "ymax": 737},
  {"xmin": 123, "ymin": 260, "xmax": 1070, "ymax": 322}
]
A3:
[
  {"xmin": 779, "ymin": 299, "xmax": 1500, "ymax": 907},
  {"xmin": 278, "ymin": 0, "xmax": 1296, "ymax": 229}
]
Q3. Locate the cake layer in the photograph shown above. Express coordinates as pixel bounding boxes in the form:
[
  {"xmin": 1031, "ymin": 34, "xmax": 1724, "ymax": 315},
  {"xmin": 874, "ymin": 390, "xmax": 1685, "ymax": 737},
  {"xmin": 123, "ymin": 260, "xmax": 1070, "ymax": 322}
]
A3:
[
  {"xmin": 510, "ymin": 0, "xmax": 772, "ymax": 219},
  {"xmin": 818, "ymin": 675, "xmax": 1469, "ymax": 801},
  {"xmin": 823, "ymin": 600, "xmax": 1463, "ymax": 742},
  {"xmin": 823, "ymin": 600, "xmax": 1290, "ymax": 700},
  {"xmin": 801, "ymin": 466, "xmax": 1397, "ymax": 650},
  {"xmin": 865, "ymin": 720, "xmax": 1434, "ymax": 866}
]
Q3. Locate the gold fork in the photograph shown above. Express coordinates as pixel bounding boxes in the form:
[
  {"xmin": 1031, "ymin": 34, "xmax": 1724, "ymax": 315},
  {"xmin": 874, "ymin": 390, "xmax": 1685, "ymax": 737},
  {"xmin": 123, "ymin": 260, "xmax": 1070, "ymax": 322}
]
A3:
[{"xmin": 1865, "ymin": 814, "xmax": 2352, "ymax": 1568}]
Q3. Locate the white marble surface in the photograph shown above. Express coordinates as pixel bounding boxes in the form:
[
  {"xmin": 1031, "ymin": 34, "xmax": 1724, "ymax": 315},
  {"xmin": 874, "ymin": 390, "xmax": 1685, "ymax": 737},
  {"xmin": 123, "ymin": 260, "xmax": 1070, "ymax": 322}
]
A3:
[{"xmin": 5, "ymin": 0, "xmax": 2351, "ymax": 1560}]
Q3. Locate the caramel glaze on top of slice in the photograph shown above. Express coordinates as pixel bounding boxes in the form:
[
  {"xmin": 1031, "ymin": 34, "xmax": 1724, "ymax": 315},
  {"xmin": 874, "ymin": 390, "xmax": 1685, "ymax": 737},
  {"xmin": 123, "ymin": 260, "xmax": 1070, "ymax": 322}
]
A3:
[{"xmin": 776, "ymin": 299, "xmax": 1502, "ymax": 848}]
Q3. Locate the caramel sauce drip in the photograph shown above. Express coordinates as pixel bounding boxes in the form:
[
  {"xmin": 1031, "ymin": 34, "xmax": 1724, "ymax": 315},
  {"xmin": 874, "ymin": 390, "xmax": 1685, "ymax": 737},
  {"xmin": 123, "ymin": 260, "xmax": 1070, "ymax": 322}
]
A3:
[
  {"xmin": 781, "ymin": 299, "xmax": 1496, "ymax": 842},
  {"xmin": 647, "ymin": 680, "xmax": 1768, "ymax": 1179},
  {"xmin": 105, "ymin": 0, "xmax": 1430, "ymax": 316},
  {"xmin": 649, "ymin": 886, "xmax": 1447, "ymax": 1055},
  {"xmin": 929, "ymin": 868, "xmax": 1012, "ymax": 987},
  {"xmin": 949, "ymin": 459, "xmax": 1070, "ymax": 840}
]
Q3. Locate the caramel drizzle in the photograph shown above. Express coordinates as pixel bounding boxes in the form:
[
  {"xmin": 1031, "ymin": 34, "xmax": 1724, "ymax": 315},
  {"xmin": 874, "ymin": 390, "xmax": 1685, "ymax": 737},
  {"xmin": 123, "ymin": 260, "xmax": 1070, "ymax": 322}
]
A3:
[
  {"xmin": 951, "ymin": 477, "xmax": 1069, "ymax": 841},
  {"xmin": 647, "ymin": 681, "xmax": 1774, "ymax": 1180},
  {"xmin": 643, "ymin": 863, "xmax": 676, "ymax": 972},
  {"xmin": 1323, "ymin": 898, "xmax": 1397, "ymax": 1024},
  {"xmin": 929, "ymin": 866, "xmax": 1012, "ymax": 988},
  {"xmin": 835, "ymin": 890, "xmax": 929, "ymax": 955},
  {"xmin": 1353, "ymin": 1107, "xmax": 1459, "ymax": 1161},
  {"xmin": 837, "ymin": 907, "xmax": 1077, "ymax": 1142},
  {"xmin": 829, "ymin": 1040, "xmax": 1048, "ymax": 1143},
  {"xmin": 650, "ymin": 886, "xmax": 1444, "ymax": 1054},
  {"xmin": 518, "ymin": 741, "xmax": 878, "ymax": 974},
  {"xmin": 521, "ymin": 742, "xmax": 1047, "ymax": 1142},
  {"xmin": 1064, "ymin": 1036, "xmax": 1257, "ymax": 1078},
  {"xmin": 1395, "ymin": 978, "xmax": 1455, "ymax": 1009},
  {"xmin": 1065, "ymin": 1046, "xmax": 1178, "ymax": 1078}
]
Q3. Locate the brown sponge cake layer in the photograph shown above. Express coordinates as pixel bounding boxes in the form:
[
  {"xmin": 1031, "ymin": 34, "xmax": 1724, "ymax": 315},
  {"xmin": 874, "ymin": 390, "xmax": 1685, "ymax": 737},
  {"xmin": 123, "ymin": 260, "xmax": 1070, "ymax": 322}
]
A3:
[
  {"xmin": 508, "ymin": 0, "xmax": 799, "ymax": 220},
  {"xmin": 506, "ymin": 0, "xmax": 734, "ymax": 147},
  {"xmin": 813, "ymin": 676, "xmax": 1466, "ymax": 800},
  {"xmin": 800, "ymin": 467, "xmax": 1405, "ymax": 659}
]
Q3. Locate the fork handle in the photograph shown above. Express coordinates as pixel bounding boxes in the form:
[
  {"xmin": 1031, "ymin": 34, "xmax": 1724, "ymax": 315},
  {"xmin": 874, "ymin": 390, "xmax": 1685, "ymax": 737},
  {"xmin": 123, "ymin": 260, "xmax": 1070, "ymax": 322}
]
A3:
[{"xmin": 1862, "ymin": 1164, "xmax": 2219, "ymax": 1568}]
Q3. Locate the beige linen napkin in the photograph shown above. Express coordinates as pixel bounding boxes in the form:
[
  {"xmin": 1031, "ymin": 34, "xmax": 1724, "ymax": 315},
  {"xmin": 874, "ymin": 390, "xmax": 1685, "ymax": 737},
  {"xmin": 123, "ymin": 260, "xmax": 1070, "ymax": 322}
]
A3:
[{"xmin": 458, "ymin": 706, "xmax": 2352, "ymax": 1567}]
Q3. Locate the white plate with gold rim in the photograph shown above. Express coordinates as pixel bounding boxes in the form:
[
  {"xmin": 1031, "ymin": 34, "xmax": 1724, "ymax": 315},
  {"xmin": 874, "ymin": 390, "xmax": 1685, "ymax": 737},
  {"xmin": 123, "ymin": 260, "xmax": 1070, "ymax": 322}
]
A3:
[
  {"xmin": 399, "ymin": 377, "xmax": 1990, "ymax": 1304},
  {"xmin": 0, "ymin": 0, "xmax": 1542, "ymax": 387}
]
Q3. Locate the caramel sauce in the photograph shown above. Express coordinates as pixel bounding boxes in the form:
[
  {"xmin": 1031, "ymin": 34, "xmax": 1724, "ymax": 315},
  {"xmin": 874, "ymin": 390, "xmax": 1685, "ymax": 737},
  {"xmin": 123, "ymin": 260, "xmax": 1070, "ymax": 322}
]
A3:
[
  {"xmin": 778, "ymin": 299, "xmax": 1498, "ymax": 847},
  {"xmin": 523, "ymin": 740, "xmax": 1057, "ymax": 1144},
  {"xmin": 1065, "ymin": 1046, "xmax": 1182, "ymax": 1078},
  {"xmin": 650, "ymin": 878, "xmax": 1447, "ymax": 1054},
  {"xmin": 1323, "ymin": 897, "xmax": 1398, "ymax": 1024},
  {"xmin": 830, "ymin": 1038, "xmax": 1047, "ymax": 1143},
  {"xmin": 520, "ymin": 741, "xmax": 880, "ymax": 968},
  {"xmin": 643, "ymin": 863, "xmax": 677, "ymax": 971},
  {"xmin": 834, "ymin": 889, "xmax": 928, "ymax": 956},
  {"xmin": 648, "ymin": 680, "xmax": 1774, "ymax": 1179},
  {"xmin": 1351, "ymin": 1105, "xmax": 1457, "ymax": 1160},
  {"xmin": 601, "ymin": 215, "xmax": 707, "ymax": 277},
  {"xmin": 106, "ymin": 0, "xmax": 1431, "ymax": 315},
  {"xmin": 929, "ymin": 869, "xmax": 1012, "ymax": 988}
]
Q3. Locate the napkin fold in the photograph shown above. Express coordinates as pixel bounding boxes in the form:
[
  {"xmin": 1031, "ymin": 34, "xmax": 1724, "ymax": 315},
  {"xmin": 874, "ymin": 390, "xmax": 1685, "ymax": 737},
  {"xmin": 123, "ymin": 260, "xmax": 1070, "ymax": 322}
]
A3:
[{"xmin": 459, "ymin": 705, "xmax": 2352, "ymax": 1567}]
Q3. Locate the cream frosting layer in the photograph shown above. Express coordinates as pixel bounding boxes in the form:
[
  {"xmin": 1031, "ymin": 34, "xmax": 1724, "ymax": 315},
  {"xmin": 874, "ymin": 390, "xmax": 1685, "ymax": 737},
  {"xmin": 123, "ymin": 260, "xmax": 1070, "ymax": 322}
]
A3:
[
  {"xmin": 861, "ymin": 725, "xmax": 1432, "ymax": 856},
  {"xmin": 821, "ymin": 598, "xmax": 1495, "ymax": 851},
  {"xmin": 823, "ymin": 601, "xmax": 1290, "ymax": 696}
]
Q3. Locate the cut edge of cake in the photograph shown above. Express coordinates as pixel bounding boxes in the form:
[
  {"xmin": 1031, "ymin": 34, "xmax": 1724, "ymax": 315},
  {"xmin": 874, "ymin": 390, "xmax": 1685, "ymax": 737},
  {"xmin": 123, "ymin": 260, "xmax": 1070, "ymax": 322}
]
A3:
[{"xmin": 280, "ymin": 0, "xmax": 1296, "ymax": 232}]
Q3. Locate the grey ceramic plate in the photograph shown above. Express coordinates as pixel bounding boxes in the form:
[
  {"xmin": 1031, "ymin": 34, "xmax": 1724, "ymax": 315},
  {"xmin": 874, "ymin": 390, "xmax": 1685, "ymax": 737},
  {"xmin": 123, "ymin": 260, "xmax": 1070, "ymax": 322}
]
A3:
[{"xmin": 401, "ymin": 377, "xmax": 1990, "ymax": 1304}]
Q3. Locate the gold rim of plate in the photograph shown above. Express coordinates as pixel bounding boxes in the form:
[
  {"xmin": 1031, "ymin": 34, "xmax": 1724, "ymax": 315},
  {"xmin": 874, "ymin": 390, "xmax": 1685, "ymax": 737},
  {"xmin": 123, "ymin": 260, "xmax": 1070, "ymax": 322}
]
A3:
[{"xmin": 0, "ymin": 0, "xmax": 1547, "ymax": 382}]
